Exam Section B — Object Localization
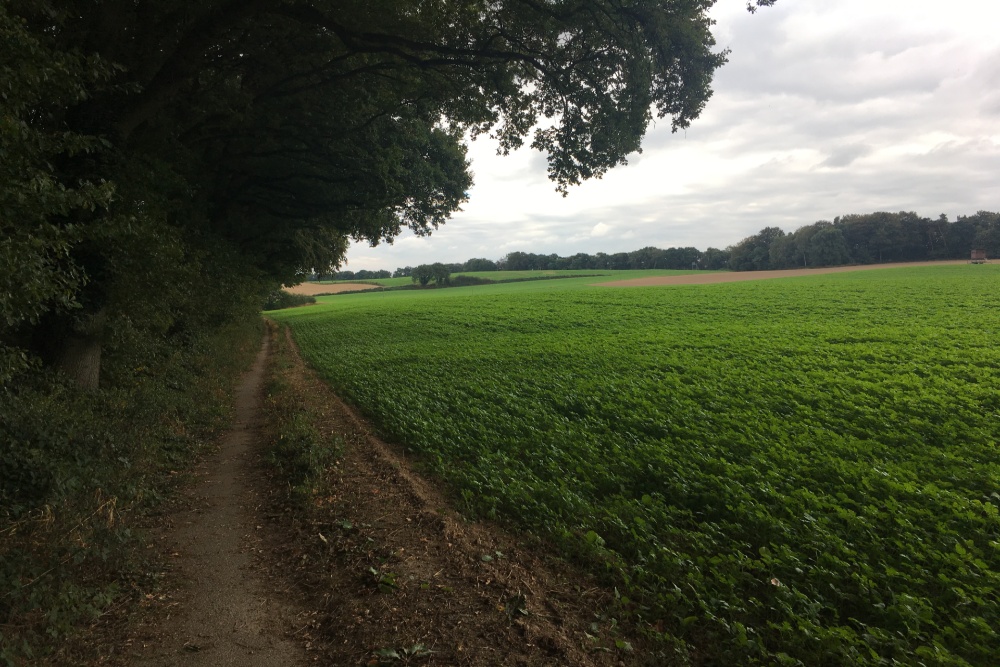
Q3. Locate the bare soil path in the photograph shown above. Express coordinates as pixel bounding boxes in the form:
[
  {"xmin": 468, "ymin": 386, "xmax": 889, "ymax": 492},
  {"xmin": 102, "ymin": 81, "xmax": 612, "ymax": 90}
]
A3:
[{"xmin": 127, "ymin": 335, "xmax": 310, "ymax": 666}]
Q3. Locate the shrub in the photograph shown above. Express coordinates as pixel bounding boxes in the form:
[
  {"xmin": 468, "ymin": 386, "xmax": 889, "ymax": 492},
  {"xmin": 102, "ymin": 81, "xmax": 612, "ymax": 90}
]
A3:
[
  {"xmin": 450, "ymin": 275, "xmax": 495, "ymax": 287},
  {"xmin": 263, "ymin": 290, "xmax": 316, "ymax": 311}
]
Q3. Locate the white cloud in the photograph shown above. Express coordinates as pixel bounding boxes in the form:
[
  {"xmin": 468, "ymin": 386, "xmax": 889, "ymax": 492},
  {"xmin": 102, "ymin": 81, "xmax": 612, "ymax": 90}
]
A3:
[{"xmin": 591, "ymin": 222, "xmax": 612, "ymax": 237}]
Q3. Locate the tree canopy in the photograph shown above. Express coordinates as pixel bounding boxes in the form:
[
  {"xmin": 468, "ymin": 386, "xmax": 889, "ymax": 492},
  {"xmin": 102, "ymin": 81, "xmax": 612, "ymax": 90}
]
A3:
[
  {"xmin": 729, "ymin": 211, "xmax": 1000, "ymax": 271},
  {"xmin": 411, "ymin": 263, "xmax": 452, "ymax": 286},
  {"xmin": 2, "ymin": 0, "xmax": 778, "ymax": 385}
]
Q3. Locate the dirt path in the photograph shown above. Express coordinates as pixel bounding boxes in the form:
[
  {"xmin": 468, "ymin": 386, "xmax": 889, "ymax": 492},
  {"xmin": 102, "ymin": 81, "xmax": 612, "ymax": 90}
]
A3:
[
  {"xmin": 128, "ymin": 335, "xmax": 309, "ymax": 666},
  {"xmin": 594, "ymin": 259, "xmax": 969, "ymax": 287}
]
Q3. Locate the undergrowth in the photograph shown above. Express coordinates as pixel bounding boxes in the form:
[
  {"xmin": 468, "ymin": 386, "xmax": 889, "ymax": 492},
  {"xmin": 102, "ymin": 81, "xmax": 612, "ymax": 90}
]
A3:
[{"xmin": 0, "ymin": 319, "xmax": 261, "ymax": 666}]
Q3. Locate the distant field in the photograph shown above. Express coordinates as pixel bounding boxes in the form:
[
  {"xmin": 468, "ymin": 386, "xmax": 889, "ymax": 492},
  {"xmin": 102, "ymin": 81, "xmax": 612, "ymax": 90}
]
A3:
[
  {"xmin": 310, "ymin": 269, "xmax": 628, "ymax": 284},
  {"xmin": 270, "ymin": 265, "xmax": 1000, "ymax": 665},
  {"xmin": 294, "ymin": 268, "xmax": 705, "ymax": 292}
]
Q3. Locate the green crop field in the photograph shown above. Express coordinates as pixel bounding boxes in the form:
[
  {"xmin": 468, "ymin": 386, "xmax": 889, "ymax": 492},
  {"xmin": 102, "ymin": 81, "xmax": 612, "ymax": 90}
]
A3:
[{"xmin": 269, "ymin": 266, "xmax": 1000, "ymax": 665}]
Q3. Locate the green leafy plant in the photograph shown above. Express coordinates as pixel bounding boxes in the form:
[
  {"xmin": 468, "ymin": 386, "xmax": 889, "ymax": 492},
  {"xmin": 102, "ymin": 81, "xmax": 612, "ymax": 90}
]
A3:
[
  {"xmin": 372, "ymin": 643, "xmax": 435, "ymax": 664},
  {"xmin": 367, "ymin": 567, "xmax": 399, "ymax": 594}
]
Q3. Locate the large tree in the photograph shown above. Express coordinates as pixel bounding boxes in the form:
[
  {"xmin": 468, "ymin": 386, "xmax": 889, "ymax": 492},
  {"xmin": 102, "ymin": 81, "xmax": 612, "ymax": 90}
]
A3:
[
  {"xmin": 3, "ymin": 0, "xmax": 776, "ymax": 386},
  {"xmin": 728, "ymin": 226, "xmax": 785, "ymax": 271}
]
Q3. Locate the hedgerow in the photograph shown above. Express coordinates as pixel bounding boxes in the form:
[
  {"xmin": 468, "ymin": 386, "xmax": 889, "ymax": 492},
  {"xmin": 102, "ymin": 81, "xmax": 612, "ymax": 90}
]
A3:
[{"xmin": 263, "ymin": 290, "xmax": 316, "ymax": 311}]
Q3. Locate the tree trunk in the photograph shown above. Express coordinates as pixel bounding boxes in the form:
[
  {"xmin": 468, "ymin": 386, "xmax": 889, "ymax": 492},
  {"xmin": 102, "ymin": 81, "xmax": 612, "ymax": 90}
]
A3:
[
  {"xmin": 56, "ymin": 334, "xmax": 102, "ymax": 391},
  {"xmin": 47, "ymin": 308, "xmax": 107, "ymax": 391}
]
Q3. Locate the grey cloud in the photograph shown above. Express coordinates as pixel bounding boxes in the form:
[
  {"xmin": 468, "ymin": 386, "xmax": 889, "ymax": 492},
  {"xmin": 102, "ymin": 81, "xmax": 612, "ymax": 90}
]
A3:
[
  {"xmin": 396, "ymin": 134, "xmax": 998, "ymax": 268},
  {"xmin": 414, "ymin": 128, "xmax": 997, "ymax": 263},
  {"xmin": 982, "ymin": 94, "xmax": 1000, "ymax": 116},
  {"xmin": 560, "ymin": 141, "xmax": 997, "ymax": 250},
  {"xmin": 644, "ymin": 84, "xmax": 932, "ymax": 159},
  {"xmin": 971, "ymin": 46, "xmax": 1000, "ymax": 87},
  {"xmin": 715, "ymin": 8, "xmax": 949, "ymax": 104},
  {"xmin": 819, "ymin": 144, "xmax": 872, "ymax": 168}
]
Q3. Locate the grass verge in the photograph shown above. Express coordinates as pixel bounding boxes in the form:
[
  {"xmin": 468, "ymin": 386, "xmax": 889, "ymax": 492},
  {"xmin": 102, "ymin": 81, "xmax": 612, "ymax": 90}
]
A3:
[{"xmin": 260, "ymin": 322, "xmax": 342, "ymax": 506}]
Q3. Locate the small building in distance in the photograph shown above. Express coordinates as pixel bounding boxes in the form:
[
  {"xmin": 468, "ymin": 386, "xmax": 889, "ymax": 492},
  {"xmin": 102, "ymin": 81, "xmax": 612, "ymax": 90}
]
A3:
[{"xmin": 971, "ymin": 249, "xmax": 987, "ymax": 264}]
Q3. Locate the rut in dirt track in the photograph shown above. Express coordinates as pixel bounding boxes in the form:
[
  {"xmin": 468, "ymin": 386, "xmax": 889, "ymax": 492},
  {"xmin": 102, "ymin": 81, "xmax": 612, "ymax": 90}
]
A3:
[{"xmin": 130, "ymin": 334, "xmax": 309, "ymax": 667}]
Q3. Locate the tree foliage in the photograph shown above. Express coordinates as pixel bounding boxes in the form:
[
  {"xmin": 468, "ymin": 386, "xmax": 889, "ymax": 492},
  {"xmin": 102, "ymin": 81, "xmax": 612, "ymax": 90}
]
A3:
[
  {"xmin": 411, "ymin": 263, "xmax": 452, "ymax": 286},
  {"xmin": 2, "ymin": 0, "xmax": 748, "ymax": 388},
  {"xmin": 463, "ymin": 257, "xmax": 499, "ymax": 272},
  {"xmin": 0, "ymin": 4, "xmax": 116, "ymax": 383}
]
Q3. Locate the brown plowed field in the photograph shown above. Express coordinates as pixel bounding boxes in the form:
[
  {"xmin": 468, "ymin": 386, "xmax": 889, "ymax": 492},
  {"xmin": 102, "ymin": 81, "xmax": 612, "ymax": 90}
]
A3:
[
  {"xmin": 594, "ymin": 260, "xmax": 969, "ymax": 287},
  {"xmin": 285, "ymin": 281, "xmax": 382, "ymax": 296}
]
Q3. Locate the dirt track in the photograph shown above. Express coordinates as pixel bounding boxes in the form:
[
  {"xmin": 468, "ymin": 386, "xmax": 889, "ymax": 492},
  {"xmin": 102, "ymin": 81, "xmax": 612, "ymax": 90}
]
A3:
[
  {"xmin": 594, "ymin": 260, "xmax": 968, "ymax": 287},
  {"xmin": 127, "ymin": 336, "xmax": 309, "ymax": 667}
]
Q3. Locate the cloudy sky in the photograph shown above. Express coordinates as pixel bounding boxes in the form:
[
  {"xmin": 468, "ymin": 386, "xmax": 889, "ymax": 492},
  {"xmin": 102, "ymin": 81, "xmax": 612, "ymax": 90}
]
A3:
[{"xmin": 345, "ymin": 0, "xmax": 1000, "ymax": 271}]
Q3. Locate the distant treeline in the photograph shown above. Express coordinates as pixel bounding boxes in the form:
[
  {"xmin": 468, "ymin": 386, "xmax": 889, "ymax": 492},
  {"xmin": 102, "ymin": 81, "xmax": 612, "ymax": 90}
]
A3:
[
  {"xmin": 317, "ymin": 268, "xmax": 394, "ymax": 281},
  {"xmin": 376, "ymin": 247, "xmax": 716, "ymax": 279},
  {"xmin": 318, "ymin": 210, "xmax": 999, "ymax": 279},
  {"xmin": 729, "ymin": 210, "xmax": 999, "ymax": 271}
]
